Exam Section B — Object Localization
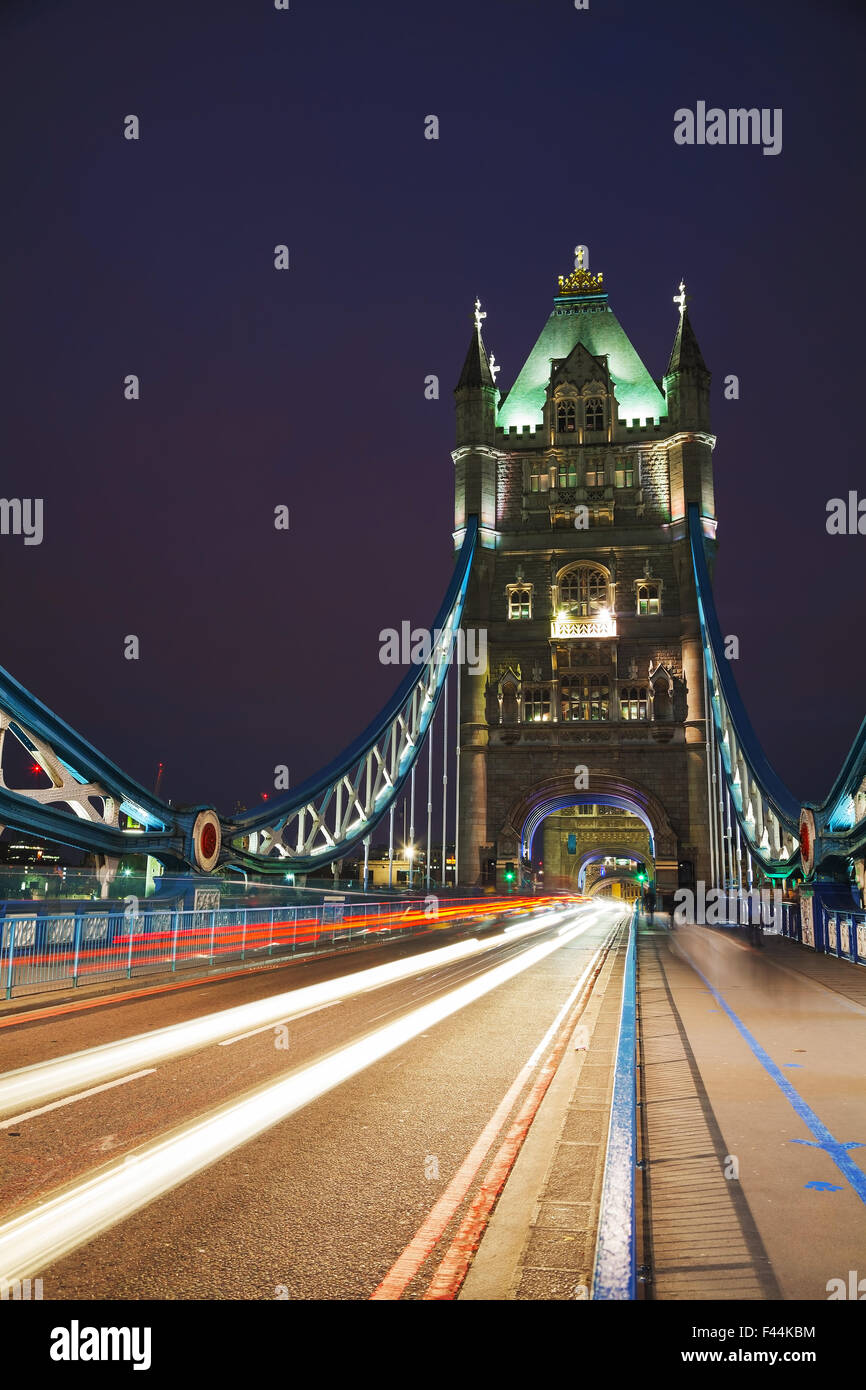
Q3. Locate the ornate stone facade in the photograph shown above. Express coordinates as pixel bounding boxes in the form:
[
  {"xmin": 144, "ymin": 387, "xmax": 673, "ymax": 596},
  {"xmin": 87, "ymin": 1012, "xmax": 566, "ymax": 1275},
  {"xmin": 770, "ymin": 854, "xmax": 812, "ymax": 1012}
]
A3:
[{"xmin": 454, "ymin": 254, "xmax": 716, "ymax": 902}]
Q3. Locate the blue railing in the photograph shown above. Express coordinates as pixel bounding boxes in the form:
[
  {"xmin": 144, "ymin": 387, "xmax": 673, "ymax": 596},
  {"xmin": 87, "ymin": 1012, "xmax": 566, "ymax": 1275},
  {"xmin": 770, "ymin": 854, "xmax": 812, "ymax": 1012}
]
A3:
[
  {"xmin": 0, "ymin": 895, "xmax": 440, "ymax": 1000},
  {"xmin": 822, "ymin": 909, "xmax": 866, "ymax": 963},
  {"xmin": 592, "ymin": 904, "xmax": 638, "ymax": 1300},
  {"xmin": 785, "ymin": 899, "xmax": 866, "ymax": 965}
]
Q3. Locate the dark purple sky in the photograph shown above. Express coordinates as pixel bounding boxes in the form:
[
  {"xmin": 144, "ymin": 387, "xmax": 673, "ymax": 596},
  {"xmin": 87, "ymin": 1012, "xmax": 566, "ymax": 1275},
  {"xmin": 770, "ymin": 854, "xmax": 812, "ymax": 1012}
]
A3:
[{"xmin": 1, "ymin": 0, "xmax": 864, "ymax": 817}]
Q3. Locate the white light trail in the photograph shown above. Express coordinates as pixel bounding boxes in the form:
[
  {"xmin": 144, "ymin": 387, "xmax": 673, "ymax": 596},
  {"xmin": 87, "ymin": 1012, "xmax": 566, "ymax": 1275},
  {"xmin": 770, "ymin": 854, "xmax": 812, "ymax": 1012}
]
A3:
[
  {"xmin": 0, "ymin": 910, "xmax": 566, "ymax": 1119},
  {"xmin": 0, "ymin": 907, "xmax": 606, "ymax": 1284}
]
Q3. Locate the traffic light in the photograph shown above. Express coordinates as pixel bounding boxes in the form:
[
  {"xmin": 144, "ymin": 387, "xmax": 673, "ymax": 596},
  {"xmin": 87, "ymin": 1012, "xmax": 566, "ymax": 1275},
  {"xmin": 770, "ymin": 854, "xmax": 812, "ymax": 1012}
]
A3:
[
  {"xmin": 504, "ymin": 862, "xmax": 515, "ymax": 883},
  {"xmin": 636, "ymin": 870, "xmax": 647, "ymax": 883}
]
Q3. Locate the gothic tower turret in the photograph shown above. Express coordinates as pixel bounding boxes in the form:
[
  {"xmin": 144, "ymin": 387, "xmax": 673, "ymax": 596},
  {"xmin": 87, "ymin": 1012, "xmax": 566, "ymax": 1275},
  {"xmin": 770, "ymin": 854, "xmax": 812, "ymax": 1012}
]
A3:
[
  {"xmin": 453, "ymin": 300, "xmax": 499, "ymax": 539},
  {"xmin": 664, "ymin": 284, "xmax": 715, "ymax": 523}
]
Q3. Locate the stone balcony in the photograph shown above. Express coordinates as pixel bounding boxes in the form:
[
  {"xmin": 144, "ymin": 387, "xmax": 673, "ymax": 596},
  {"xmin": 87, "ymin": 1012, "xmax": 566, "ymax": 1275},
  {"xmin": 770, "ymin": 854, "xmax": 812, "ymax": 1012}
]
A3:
[
  {"xmin": 550, "ymin": 613, "xmax": 617, "ymax": 639},
  {"xmin": 489, "ymin": 721, "xmax": 682, "ymax": 748}
]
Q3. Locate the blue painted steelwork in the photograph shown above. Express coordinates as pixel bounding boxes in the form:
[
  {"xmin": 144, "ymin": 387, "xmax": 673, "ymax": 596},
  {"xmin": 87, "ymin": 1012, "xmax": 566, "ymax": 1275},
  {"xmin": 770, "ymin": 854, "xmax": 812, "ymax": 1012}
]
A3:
[
  {"xmin": 592, "ymin": 905, "xmax": 637, "ymax": 1300},
  {"xmin": 222, "ymin": 517, "xmax": 477, "ymax": 870},
  {"xmin": 689, "ymin": 503, "xmax": 866, "ymax": 880},
  {"xmin": 688, "ymin": 504, "xmax": 800, "ymax": 877},
  {"xmin": 0, "ymin": 520, "xmax": 477, "ymax": 875}
]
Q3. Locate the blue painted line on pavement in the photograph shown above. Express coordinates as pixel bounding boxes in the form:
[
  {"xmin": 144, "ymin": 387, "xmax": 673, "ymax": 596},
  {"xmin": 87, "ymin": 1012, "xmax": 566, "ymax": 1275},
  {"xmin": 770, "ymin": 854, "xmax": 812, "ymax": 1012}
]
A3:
[{"xmin": 681, "ymin": 954, "xmax": 866, "ymax": 1205}]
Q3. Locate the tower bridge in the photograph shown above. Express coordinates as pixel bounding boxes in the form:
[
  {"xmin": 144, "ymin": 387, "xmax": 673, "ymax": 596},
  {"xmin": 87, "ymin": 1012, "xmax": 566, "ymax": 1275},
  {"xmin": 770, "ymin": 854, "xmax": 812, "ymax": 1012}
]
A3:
[
  {"xmin": 0, "ymin": 250, "xmax": 864, "ymax": 929},
  {"xmin": 2, "ymin": 250, "xmax": 866, "ymax": 1311}
]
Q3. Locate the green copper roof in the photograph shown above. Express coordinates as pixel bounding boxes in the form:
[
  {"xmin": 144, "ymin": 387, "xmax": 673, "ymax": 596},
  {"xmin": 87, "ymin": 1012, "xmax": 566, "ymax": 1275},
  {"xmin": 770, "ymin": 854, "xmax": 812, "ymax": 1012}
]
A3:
[{"xmin": 497, "ymin": 300, "xmax": 667, "ymax": 431}]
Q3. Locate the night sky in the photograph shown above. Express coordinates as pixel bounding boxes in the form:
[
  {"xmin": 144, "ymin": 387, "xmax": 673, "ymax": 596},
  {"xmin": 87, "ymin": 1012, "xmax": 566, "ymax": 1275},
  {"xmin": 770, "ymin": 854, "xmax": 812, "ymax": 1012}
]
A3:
[{"xmin": 1, "ymin": 0, "xmax": 864, "ymax": 820}]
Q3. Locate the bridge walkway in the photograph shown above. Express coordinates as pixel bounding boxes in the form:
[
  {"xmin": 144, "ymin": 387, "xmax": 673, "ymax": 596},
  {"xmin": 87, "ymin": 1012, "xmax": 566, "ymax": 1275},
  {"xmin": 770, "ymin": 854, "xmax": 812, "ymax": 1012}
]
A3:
[{"xmin": 638, "ymin": 919, "xmax": 866, "ymax": 1300}]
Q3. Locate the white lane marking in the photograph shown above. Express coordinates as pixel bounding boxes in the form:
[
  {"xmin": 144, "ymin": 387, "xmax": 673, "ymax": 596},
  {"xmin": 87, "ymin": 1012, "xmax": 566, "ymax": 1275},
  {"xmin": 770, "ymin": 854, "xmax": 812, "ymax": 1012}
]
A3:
[
  {"xmin": 218, "ymin": 1001, "xmax": 343, "ymax": 1046},
  {"xmin": 0, "ymin": 1070, "xmax": 157, "ymax": 1130},
  {"xmin": 0, "ymin": 912, "xmax": 565, "ymax": 1119}
]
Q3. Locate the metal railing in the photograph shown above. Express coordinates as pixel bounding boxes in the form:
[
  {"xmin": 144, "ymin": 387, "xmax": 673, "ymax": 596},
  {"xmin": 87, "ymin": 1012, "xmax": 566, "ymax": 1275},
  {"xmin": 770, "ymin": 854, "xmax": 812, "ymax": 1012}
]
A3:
[
  {"xmin": 822, "ymin": 909, "xmax": 866, "ymax": 963},
  {"xmin": 786, "ymin": 900, "xmax": 866, "ymax": 964},
  {"xmin": 0, "ymin": 894, "xmax": 474, "ymax": 1000},
  {"xmin": 591, "ymin": 904, "xmax": 637, "ymax": 1300}
]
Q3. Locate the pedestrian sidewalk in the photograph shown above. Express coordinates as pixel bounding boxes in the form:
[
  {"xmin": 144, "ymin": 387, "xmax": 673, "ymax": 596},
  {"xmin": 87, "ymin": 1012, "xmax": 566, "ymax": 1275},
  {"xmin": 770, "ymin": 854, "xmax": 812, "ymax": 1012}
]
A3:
[
  {"xmin": 669, "ymin": 917, "xmax": 866, "ymax": 1009},
  {"xmin": 637, "ymin": 918, "xmax": 866, "ymax": 1301}
]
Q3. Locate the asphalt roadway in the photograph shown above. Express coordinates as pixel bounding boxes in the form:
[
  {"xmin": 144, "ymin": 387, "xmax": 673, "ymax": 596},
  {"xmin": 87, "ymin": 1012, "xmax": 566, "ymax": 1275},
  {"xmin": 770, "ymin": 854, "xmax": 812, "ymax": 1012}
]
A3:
[{"xmin": 0, "ymin": 899, "xmax": 624, "ymax": 1300}]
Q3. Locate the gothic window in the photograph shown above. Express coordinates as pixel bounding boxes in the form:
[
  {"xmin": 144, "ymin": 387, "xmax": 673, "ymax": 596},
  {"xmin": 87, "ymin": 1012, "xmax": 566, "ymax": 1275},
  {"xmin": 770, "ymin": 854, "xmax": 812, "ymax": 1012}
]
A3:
[
  {"xmin": 558, "ymin": 460, "xmax": 577, "ymax": 488},
  {"xmin": 585, "ymin": 397, "xmax": 605, "ymax": 431},
  {"xmin": 560, "ymin": 673, "xmax": 610, "ymax": 721},
  {"xmin": 620, "ymin": 686, "xmax": 649, "ymax": 720},
  {"xmin": 585, "ymin": 460, "xmax": 604, "ymax": 487},
  {"xmin": 530, "ymin": 464, "xmax": 555, "ymax": 493},
  {"xmin": 559, "ymin": 565, "xmax": 609, "ymax": 616},
  {"xmin": 508, "ymin": 586, "xmax": 532, "ymax": 619},
  {"xmin": 523, "ymin": 688, "xmax": 550, "ymax": 722},
  {"xmin": 637, "ymin": 583, "xmax": 660, "ymax": 615},
  {"xmin": 556, "ymin": 400, "xmax": 576, "ymax": 433},
  {"xmin": 615, "ymin": 465, "xmax": 635, "ymax": 488}
]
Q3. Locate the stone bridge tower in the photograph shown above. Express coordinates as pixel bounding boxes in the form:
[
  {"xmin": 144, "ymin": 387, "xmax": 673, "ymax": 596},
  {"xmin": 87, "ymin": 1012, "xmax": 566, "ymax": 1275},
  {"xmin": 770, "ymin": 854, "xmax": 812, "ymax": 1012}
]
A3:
[{"xmin": 454, "ymin": 253, "xmax": 715, "ymax": 902}]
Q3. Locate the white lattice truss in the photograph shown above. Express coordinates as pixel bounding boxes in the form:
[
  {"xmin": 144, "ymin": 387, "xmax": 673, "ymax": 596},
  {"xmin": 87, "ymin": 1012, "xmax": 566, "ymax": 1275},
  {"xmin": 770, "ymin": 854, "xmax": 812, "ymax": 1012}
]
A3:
[
  {"xmin": 0, "ymin": 705, "xmax": 163, "ymax": 850},
  {"xmin": 230, "ymin": 618, "xmax": 459, "ymax": 865},
  {"xmin": 0, "ymin": 709, "xmax": 120, "ymax": 833}
]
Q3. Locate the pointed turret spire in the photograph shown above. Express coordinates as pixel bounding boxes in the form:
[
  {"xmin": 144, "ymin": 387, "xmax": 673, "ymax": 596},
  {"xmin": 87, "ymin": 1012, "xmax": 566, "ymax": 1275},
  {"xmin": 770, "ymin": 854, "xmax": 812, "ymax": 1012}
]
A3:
[
  {"xmin": 664, "ymin": 280, "xmax": 711, "ymax": 431},
  {"xmin": 666, "ymin": 281, "xmax": 709, "ymax": 375},
  {"xmin": 456, "ymin": 298, "xmax": 496, "ymax": 390}
]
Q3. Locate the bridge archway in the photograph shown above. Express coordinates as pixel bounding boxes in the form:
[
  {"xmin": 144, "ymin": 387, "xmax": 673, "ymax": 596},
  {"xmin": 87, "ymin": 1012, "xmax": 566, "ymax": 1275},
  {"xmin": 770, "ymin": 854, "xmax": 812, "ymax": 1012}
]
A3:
[
  {"xmin": 504, "ymin": 772, "xmax": 677, "ymax": 859},
  {"xmin": 499, "ymin": 771, "xmax": 678, "ymax": 893},
  {"xmin": 576, "ymin": 845, "xmax": 650, "ymax": 892}
]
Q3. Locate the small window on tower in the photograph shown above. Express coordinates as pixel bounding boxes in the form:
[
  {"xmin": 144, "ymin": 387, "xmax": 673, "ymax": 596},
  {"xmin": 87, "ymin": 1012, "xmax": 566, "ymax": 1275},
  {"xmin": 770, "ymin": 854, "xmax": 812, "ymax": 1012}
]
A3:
[
  {"xmin": 637, "ymin": 583, "xmax": 660, "ymax": 616},
  {"xmin": 585, "ymin": 398, "xmax": 605, "ymax": 431},
  {"xmin": 508, "ymin": 587, "xmax": 532, "ymax": 620},
  {"xmin": 556, "ymin": 401, "xmax": 576, "ymax": 433},
  {"xmin": 620, "ymin": 686, "xmax": 649, "ymax": 720},
  {"xmin": 524, "ymin": 688, "xmax": 550, "ymax": 722}
]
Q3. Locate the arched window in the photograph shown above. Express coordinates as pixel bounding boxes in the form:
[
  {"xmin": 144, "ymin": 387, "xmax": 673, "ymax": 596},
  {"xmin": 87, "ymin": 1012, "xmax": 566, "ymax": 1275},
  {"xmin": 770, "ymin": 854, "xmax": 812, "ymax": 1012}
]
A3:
[
  {"xmin": 585, "ymin": 397, "xmax": 605, "ymax": 431},
  {"xmin": 557, "ymin": 459, "xmax": 577, "ymax": 488},
  {"xmin": 561, "ymin": 673, "xmax": 610, "ymax": 721},
  {"xmin": 559, "ymin": 565, "xmax": 609, "ymax": 616},
  {"xmin": 508, "ymin": 587, "xmax": 532, "ymax": 620},
  {"xmin": 620, "ymin": 686, "xmax": 649, "ymax": 720},
  {"xmin": 637, "ymin": 583, "xmax": 660, "ymax": 615},
  {"xmin": 556, "ymin": 400, "xmax": 576, "ymax": 433}
]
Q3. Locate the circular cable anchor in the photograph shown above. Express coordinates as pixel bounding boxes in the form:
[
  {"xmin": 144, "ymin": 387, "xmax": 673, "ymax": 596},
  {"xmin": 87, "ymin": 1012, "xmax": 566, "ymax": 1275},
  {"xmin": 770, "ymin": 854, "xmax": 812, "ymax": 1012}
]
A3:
[
  {"xmin": 798, "ymin": 807, "xmax": 816, "ymax": 878},
  {"xmin": 192, "ymin": 809, "xmax": 222, "ymax": 873}
]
